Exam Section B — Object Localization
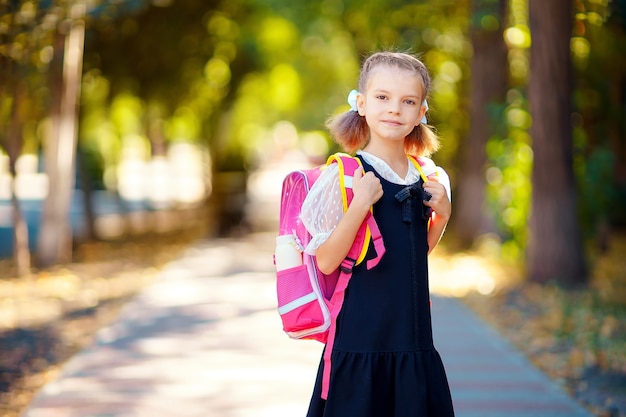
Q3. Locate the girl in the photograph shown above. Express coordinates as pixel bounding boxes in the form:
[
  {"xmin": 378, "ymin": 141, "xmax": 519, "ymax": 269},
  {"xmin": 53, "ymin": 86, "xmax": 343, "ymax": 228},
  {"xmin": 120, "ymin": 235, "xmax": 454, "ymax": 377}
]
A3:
[{"xmin": 301, "ymin": 51, "xmax": 455, "ymax": 416}]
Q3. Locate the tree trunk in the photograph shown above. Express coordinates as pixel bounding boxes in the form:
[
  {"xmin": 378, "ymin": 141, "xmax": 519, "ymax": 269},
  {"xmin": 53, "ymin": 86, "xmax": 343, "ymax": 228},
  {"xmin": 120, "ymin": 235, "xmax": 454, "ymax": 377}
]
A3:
[
  {"xmin": 37, "ymin": 16, "xmax": 86, "ymax": 267},
  {"xmin": 528, "ymin": 0, "xmax": 587, "ymax": 286},
  {"xmin": 10, "ymin": 182, "xmax": 31, "ymax": 277},
  {"xmin": 38, "ymin": 30, "xmax": 64, "ymax": 266},
  {"xmin": 454, "ymin": 0, "xmax": 508, "ymax": 247},
  {"xmin": 7, "ymin": 76, "xmax": 31, "ymax": 277},
  {"xmin": 77, "ymin": 147, "xmax": 97, "ymax": 241}
]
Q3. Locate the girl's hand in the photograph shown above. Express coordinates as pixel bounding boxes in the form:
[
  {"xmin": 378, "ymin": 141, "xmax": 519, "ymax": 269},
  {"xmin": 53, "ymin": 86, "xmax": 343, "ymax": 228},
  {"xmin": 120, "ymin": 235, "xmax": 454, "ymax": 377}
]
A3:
[
  {"xmin": 351, "ymin": 167, "xmax": 383, "ymax": 210},
  {"xmin": 423, "ymin": 176, "xmax": 451, "ymax": 222},
  {"xmin": 315, "ymin": 166, "xmax": 382, "ymax": 275}
]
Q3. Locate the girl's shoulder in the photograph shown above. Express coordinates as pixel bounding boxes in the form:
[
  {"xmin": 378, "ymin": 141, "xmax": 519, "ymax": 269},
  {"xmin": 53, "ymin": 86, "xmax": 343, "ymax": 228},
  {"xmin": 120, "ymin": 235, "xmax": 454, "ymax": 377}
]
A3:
[
  {"xmin": 409, "ymin": 154, "xmax": 439, "ymax": 177},
  {"xmin": 309, "ymin": 161, "xmax": 340, "ymax": 193}
]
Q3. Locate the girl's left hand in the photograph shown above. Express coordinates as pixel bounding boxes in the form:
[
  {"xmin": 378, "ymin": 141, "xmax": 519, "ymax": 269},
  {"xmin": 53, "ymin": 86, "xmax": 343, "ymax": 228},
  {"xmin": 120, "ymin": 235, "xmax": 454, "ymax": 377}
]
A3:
[{"xmin": 423, "ymin": 176, "xmax": 451, "ymax": 222}]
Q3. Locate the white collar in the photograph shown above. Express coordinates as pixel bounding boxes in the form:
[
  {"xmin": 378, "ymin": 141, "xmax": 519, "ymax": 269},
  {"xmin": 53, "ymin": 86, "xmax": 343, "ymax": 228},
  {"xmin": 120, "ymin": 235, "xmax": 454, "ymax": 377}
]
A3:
[{"xmin": 356, "ymin": 150, "xmax": 420, "ymax": 185}]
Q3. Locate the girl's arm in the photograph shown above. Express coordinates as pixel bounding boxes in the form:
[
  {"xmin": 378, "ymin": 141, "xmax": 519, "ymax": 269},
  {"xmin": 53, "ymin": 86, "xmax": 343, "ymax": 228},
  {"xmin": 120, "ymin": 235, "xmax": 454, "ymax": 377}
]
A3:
[
  {"xmin": 315, "ymin": 167, "xmax": 383, "ymax": 274},
  {"xmin": 423, "ymin": 177, "xmax": 451, "ymax": 254}
]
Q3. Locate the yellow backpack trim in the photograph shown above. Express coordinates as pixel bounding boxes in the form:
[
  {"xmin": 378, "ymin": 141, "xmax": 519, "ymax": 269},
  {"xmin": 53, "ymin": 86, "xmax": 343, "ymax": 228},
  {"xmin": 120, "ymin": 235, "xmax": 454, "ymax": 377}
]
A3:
[
  {"xmin": 408, "ymin": 155, "xmax": 429, "ymax": 183},
  {"xmin": 326, "ymin": 153, "xmax": 372, "ymax": 266}
]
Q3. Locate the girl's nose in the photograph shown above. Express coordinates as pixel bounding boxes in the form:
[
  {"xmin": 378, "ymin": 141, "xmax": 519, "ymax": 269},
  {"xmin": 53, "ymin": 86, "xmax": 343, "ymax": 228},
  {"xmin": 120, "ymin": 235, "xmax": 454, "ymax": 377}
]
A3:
[{"xmin": 388, "ymin": 100, "xmax": 401, "ymax": 114}]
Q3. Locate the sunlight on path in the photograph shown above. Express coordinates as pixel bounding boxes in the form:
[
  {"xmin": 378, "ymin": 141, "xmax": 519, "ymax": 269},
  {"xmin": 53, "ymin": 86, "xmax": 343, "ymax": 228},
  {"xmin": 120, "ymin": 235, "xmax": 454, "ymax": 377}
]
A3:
[
  {"xmin": 429, "ymin": 252, "xmax": 504, "ymax": 297},
  {"xmin": 23, "ymin": 235, "xmax": 323, "ymax": 417}
]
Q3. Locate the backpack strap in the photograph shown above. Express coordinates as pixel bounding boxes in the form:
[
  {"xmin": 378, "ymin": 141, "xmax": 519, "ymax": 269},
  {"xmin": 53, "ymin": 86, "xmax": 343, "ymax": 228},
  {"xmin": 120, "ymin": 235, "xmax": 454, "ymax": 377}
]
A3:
[
  {"xmin": 320, "ymin": 256, "xmax": 351, "ymax": 399},
  {"xmin": 319, "ymin": 152, "xmax": 387, "ymax": 399},
  {"xmin": 408, "ymin": 155, "xmax": 433, "ymax": 229},
  {"xmin": 326, "ymin": 152, "xmax": 386, "ymax": 269},
  {"xmin": 408, "ymin": 155, "xmax": 430, "ymax": 183}
]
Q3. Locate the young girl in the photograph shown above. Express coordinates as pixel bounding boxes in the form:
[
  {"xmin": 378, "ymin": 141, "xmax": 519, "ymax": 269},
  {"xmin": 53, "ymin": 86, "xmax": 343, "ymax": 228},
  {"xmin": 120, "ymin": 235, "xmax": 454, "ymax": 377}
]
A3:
[{"xmin": 300, "ymin": 51, "xmax": 455, "ymax": 416}]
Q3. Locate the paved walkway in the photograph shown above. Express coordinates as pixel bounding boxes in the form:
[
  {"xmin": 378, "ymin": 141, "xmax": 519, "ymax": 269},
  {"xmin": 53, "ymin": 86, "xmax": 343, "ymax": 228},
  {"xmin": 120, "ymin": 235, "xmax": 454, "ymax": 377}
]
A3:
[{"xmin": 21, "ymin": 233, "xmax": 593, "ymax": 417}]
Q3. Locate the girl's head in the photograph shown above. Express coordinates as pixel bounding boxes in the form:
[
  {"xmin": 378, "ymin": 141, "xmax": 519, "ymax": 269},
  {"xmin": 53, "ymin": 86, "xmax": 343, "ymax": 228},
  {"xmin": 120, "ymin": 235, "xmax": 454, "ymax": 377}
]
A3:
[{"xmin": 327, "ymin": 51, "xmax": 440, "ymax": 156}]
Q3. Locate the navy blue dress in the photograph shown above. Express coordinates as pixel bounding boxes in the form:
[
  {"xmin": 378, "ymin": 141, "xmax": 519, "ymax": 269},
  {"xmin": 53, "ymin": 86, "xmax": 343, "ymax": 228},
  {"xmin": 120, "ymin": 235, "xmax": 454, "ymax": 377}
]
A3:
[{"xmin": 306, "ymin": 157, "xmax": 455, "ymax": 417}]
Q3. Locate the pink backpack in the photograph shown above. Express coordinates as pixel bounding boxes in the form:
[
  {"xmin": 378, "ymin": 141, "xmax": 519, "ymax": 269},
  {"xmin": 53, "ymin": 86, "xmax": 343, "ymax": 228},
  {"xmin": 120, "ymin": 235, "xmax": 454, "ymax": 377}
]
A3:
[{"xmin": 275, "ymin": 152, "xmax": 429, "ymax": 399}]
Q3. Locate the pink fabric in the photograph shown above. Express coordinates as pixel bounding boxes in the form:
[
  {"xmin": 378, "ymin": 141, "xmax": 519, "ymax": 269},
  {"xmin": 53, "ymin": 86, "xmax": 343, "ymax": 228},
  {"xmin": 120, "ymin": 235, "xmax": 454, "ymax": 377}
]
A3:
[{"xmin": 276, "ymin": 154, "xmax": 388, "ymax": 399}]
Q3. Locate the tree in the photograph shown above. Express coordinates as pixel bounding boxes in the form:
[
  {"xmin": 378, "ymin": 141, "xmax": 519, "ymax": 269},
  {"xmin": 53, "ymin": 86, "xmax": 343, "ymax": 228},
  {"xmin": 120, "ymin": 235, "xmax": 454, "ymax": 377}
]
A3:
[
  {"xmin": 454, "ymin": 0, "xmax": 507, "ymax": 247},
  {"xmin": 5, "ymin": 64, "xmax": 32, "ymax": 277},
  {"xmin": 37, "ymin": 8, "xmax": 86, "ymax": 267},
  {"xmin": 0, "ymin": 0, "xmax": 145, "ymax": 269},
  {"xmin": 527, "ymin": 0, "xmax": 587, "ymax": 286},
  {"xmin": 0, "ymin": 0, "xmax": 42, "ymax": 276}
]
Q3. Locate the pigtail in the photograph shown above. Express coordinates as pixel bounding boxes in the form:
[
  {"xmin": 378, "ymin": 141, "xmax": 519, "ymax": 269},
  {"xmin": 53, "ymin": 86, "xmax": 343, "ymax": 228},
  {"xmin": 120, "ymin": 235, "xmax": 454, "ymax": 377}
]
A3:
[
  {"xmin": 405, "ymin": 123, "xmax": 440, "ymax": 157},
  {"xmin": 326, "ymin": 111, "xmax": 370, "ymax": 154}
]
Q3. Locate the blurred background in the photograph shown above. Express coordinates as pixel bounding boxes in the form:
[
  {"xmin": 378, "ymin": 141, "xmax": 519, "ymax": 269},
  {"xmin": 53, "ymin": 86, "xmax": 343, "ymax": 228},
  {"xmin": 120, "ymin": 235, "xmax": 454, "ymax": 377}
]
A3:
[
  {"xmin": 2, "ymin": 0, "xmax": 625, "ymax": 274},
  {"xmin": 1, "ymin": 0, "xmax": 625, "ymax": 415}
]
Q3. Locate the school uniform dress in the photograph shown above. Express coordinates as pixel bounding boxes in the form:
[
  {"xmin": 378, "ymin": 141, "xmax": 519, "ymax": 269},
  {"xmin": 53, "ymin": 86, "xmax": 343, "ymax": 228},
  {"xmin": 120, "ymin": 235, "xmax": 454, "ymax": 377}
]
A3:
[{"xmin": 301, "ymin": 152, "xmax": 454, "ymax": 417}]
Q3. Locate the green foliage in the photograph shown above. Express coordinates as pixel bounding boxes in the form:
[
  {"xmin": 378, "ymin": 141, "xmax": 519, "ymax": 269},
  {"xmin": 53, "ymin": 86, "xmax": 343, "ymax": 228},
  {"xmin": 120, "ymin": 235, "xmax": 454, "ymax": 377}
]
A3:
[
  {"xmin": 572, "ymin": 0, "xmax": 626, "ymax": 231},
  {"xmin": 1, "ymin": 0, "xmax": 625, "ymax": 269}
]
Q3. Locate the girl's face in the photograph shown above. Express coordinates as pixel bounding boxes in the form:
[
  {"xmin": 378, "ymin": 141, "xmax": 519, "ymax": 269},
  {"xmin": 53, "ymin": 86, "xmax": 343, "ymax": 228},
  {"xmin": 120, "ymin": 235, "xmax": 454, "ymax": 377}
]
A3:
[{"xmin": 357, "ymin": 66, "xmax": 427, "ymax": 145}]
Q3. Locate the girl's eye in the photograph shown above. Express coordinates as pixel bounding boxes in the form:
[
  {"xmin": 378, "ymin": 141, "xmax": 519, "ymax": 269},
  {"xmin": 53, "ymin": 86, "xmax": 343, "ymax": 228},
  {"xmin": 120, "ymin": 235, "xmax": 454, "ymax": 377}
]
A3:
[
  {"xmin": 376, "ymin": 95, "xmax": 387, "ymax": 100},
  {"xmin": 405, "ymin": 99, "xmax": 417, "ymax": 105}
]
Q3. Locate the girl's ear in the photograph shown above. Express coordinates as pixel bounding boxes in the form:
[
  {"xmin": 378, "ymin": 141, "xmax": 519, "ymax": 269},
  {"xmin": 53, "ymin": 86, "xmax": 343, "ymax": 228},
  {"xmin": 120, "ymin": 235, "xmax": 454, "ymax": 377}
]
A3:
[
  {"xmin": 356, "ymin": 92, "xmax": 366, "ymax": 116},
  {"xmin": 416, "ymin": 101, "xmax": 428, "ymax": 126}
]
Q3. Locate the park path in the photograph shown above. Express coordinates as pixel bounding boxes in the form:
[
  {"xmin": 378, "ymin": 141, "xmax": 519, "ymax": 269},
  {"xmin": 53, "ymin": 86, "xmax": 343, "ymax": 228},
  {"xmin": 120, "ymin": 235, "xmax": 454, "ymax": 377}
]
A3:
[{"xmin": 21, "ymin": 231, "xmax": 593, "ymax": 417}]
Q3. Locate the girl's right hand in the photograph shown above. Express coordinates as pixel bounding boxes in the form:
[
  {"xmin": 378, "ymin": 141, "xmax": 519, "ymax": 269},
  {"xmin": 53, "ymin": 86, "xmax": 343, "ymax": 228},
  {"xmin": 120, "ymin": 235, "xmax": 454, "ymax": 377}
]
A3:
[
  {"xmin": 315, "ymin": 166, "xmax": 382, "ymax": 275},
  {"xmin": 351, "ymin": 167, "xmax": 383, "ymax": 209}
]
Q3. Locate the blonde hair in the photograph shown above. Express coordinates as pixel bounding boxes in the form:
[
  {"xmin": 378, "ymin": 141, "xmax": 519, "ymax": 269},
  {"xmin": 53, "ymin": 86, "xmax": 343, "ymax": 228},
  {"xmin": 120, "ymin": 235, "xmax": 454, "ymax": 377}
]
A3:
[{"xmin": 326, "ymin": 51, "xmax": 440, "ymax": 157}]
